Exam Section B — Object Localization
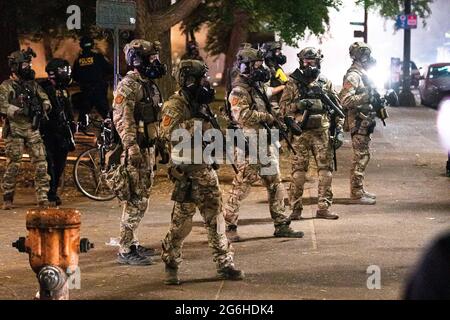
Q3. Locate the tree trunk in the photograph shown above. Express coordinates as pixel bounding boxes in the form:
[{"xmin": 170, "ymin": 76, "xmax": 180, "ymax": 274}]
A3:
[
  {"xmin": 135, "ymin": 0, "xmax": 202, "ymax": 100},
  {"xmin": 0, "ymin": 1, "xmax": 20, "ymax": 82},
  {"xmin": 222, "ymin": 9, "xmax": 250, "ymax": 86}
]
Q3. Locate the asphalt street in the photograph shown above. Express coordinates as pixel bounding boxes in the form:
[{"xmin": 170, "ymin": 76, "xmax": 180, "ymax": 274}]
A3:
[{"xmin": 0, "ymin": 105, "xmax": 449, "ymax": 300}]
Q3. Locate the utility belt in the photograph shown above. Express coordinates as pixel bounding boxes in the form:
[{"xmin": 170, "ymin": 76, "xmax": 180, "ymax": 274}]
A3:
[{"xmin": 168, "ymin": 164, "xmax": 212, "ymax": 203}]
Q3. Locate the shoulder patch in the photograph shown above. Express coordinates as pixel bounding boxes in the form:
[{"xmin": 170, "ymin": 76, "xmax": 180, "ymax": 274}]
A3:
[
  {"xmin": 114, "ymin": 94, "xmax": 124, "ymax": 105},
  {"xmin": 162, "ymin": 115, "xmax": 172, "ymax": 126}
]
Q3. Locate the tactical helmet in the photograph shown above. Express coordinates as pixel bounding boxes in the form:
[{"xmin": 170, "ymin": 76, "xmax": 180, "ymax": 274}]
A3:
[
  {"xmin": 79, "ymin": 36, "xmax": 94, "ymax": 51},
  {"xmin": 124, "ymin": 39, "xmax": 166, "ymax": 79},
  {"xmin": 175, "ymin": 59, "xmax": 208, "ymax": 87},
  {"xmin": 349, "ymin": 42, "xmax": 372, "ymax": 62},
  {"xmin": 261, "ymin": 41, "xmax": 286, "ymax": 66},
  {"xmin": 261, "ymin": 41, "xmax": 282, "ymax": 53},
  {"xmin": 8, "ymin": 48, "xmax": 36, "ymax": 71},
  {"xmin": 124, "ymin": 39, "xmax": 161, "ymax": 67},
  {"xmin": 236, "ymin": 47, "xmax": 264, "ymax": 64},
  {"xmin": 46, "ymin": 58, "xmax": 72, "ymax": 87},
  {"xmin": 297, "ymin": 47, "xmax": 322, "ymax": 81},
  {"xmin": 297, "ymin": 47, "xmax": 323, "ymax": 63},
  {"xmin": 8, "ymin": 47, "xmax": 36, "ymax": 79}
]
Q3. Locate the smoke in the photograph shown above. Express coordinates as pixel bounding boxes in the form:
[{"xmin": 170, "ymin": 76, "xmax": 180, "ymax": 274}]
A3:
[{"xmin": 282, "ymin": 0, "xmax": 450, "ymax": 89}]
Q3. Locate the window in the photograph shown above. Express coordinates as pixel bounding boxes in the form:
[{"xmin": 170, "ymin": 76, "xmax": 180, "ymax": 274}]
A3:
[{"xmin": 429, "ymin": 65, "xmax": 450, "ymax": 79}]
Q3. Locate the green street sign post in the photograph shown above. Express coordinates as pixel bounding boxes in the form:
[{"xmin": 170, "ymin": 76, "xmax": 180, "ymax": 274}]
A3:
[{"xmin": 96, "ymin": 0, "xmax": 136, "ymax": 89}]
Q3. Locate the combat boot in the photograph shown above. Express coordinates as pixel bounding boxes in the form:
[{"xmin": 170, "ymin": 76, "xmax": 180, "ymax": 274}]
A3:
[
  {"xmin": 274, "ymin": 224, "xmax": 304, "ymax": 238},
  {"xmin": 350, "ymin": 194, "xmax": 376, "ymax": 205},
  {"xmin": 362, "ymin": 190, "xmax": 376, "ymax": 199},
  {"xmin": 316, "ymin": 209, "xmax": 339, "ymax": 220},
  {"xmin": 2, "ymin": 201, "xmax": 13, "ymax": 210},
  {"xmin": 164, "ymin": 264, "xmax": 181, "ymax": 285},
  {"xmin": 217, "ymin": 265, "xmax": 245, "ymax": 281},
  {"xmin": 38, "ymin": 200, "xmax": 49, "ymax": 208},
  {"xmin": 117, "ymin": 246, "xmax": 154, "ymax": 265},
  {"xmin": 225, "ymin": 225, "xmax": 241, "ymax": 243},
  {"xmin": 2, "ymin": 193, "xmax": 14, "ymax": 210},
  {"xmin": 136, "ymin": 245, "xmax": 158, "ymax": 257},
  {"xmin": 289, "ymin": 208, "xmax": 302, "ymax": 221}
]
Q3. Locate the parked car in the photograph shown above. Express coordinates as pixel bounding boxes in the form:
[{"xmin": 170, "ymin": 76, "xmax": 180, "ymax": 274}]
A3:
[
  {"xmin": 388, "ymin": 59, "xmax": 421, "ymax": 91},
  {"xmin": 418, "ymin": 63, "xmax": 450, "ymax": 108}
]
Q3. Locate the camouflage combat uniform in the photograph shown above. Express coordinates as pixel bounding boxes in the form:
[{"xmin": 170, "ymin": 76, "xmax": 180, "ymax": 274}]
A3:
[
  {"xmin": 280, "ymin": 71, "xmax": 343, "ymax": 217},
  {"xmin": 223, "ymin": 74, "xmax": 295, "ymax": 231},
  {"xmin": 0, "ymin": 79, "xmax": 51, "ymax": 205},
  {"xmin": 160, "ymin": 92, "xmax": 235, "ymax": 271},
  {"xmin": 339, "ymin": 62, "xmax": 374, "ymax": 199},
  {"xmin": 112, "ymin": 70, "xmax": 161, "ymax": 253}
]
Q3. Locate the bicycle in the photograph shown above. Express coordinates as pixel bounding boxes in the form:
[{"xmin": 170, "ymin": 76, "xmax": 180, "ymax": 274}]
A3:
[{"xmin": 73, "ymin": 116, "xmax": 117, "ymax": 201}]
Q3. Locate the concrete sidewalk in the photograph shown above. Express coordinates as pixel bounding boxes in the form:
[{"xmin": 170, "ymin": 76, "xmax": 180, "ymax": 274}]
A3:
[{"xmin": 0, "ymin": 106, "xmax": 449, "ymax": 300}]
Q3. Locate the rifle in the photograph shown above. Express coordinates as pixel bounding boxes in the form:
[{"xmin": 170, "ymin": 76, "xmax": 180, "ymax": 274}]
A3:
[
  {"xmin": 54, "ymin": 89, "xmax": 76, "ymax": 151},
  {"xmin": 251, "ymin": 82, "xmax": 296, "ymax": 155},
  {"xmin": 16, "ymin": 82, "xmax": 46, "ymax": 130},
  {"xmin": 194, "ymin": 101, "xmax": 239, "ymax": 174},
  {"xmin": 361, "ymin": 74, "xmax": 398, "ymax": 126},
  {"xmin": 304, "ymin": 85, "xmax": 343, "ymax": 171}
]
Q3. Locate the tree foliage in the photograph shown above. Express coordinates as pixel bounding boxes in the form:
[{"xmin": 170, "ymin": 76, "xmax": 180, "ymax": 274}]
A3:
[
  {"xmin": 356, "ymin": 0, "xmax": 433, "ymax": 22},
  {"xmin": 182, "ymin": 0, "xmax": 342, "ymax": 57}
]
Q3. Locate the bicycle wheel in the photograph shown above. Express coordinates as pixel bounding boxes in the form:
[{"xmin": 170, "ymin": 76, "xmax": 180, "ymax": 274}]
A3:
[{"xmin": 73, "ymin": 147, "xmax": 116, "ymax": 201}]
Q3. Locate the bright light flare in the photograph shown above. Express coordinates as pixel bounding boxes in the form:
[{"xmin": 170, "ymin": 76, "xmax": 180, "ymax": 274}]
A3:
[
  {"xmin": 437, "ymin": 98, "xmax": 450, "ymax": 152},
  {"xmin": 367, "ymin": 64, "xmax": 390, "ymax": 91}
]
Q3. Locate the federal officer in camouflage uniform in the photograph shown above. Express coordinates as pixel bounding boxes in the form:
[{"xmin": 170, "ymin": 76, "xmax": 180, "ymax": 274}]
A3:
[
  {"xmin": 0, "ymin": 48, "xmax": 51, "ymax": 209},
  {"xmin": 261, "ymin": 41, "xmax": 289, "ymax": 107},
  {"xmin": 111, "ymin": 39, "xmax": 167, "ymax": 265},
  {"xmin": 223, "ymin": 47, "xmax": 304, "ymax": 242},
  {"xmin": 339, "ymin": 42, "xmax": 377, "ymax": 205},
  {"xmin": 280, "ymin": 47, "xmax": 344, "ymax": 220},
  {"xmin": 160, "ymin": 60, "xmax": 244, "ymax": 285}
]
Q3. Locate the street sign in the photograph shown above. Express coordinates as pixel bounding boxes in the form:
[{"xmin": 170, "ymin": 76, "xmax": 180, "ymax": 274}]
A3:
[
  {"xmin": 96, "ymin": 0, "xmax": 137, "ymax": 90},
  {"xmin": 96, "ymin": 0, "xmax": 136, "ymax": 30},
  {"xmin": 350, "ymin": 22, "xmax": 365, "ymax": 26},
  {"xmin": 407, "ymin": 14, "xmax": 417, "ymax": 29},
  {"xmin": 396, "ymin": 14, "xmax": 418, "ymax": 30}
]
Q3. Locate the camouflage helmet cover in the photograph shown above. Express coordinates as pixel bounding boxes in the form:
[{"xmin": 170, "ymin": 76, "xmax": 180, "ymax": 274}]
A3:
[
  {"xmin": 349, "ymin": 41, "xmax": 372, "ymax": 61},
  {"xmin": 236, "ymin": 47, "xmax": 264, "ymax": 64},
  {"xmin": 124, "ymin": 39, "xmax": 162, "ymax": 66},
  {"xmin": 175, "ymin": 59, "xmax": 208, "ymax": 86},
  {"xmin": 297, "ymin": 47, "xmax": 323, "ymax": 61},
  {"xmin": 261, "ymin": 41, "xmax": 282, "ymax": 53},
  {"xmin": 8, "ymin": 47, "xmax": 36, "ymax": 69}
]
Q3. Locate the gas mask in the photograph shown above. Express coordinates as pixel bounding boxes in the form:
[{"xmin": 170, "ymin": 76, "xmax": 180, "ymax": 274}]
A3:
[
  {"xmin": 52, "ymin": 66, "xmax": 72, "ymax": 88},
  {"xmin": 274, "ymin": 52, "xmax": 287, "ymax": 66},
  {"xmin": 18, "ymin": 62, "xmax": 35, "ymax": 81},
  {"xmin": 302, "ymin": 66, "xmax": 320, "ymax": 81},
  {"xmin": 182, "ymin": 73, "xmax": 216, "ymax": 105},
  {"xmin": 361, "ymin": 56, "xmax": 377, "ymax": 70},
  {"xmin": 250, "ymin": 66, "xmax": 271, "ymax": 82},
  {"xmin": 239, "ymin": 61, "xmax": 270, "ymax": 82},
  {"xmin": 140, "ymin": 58, "xmax": 167, "ymax": 79}
]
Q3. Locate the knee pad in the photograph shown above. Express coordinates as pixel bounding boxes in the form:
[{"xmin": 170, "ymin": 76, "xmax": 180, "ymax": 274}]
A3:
[{"xmin": 291, "ymin": 170, "xmax": 307, "ymax": 187}]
